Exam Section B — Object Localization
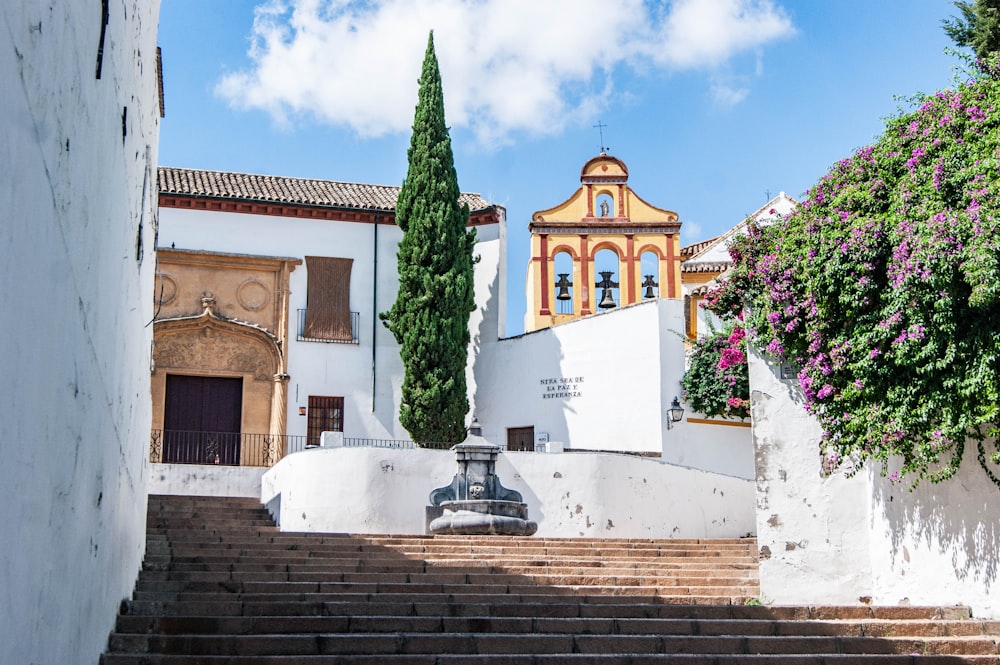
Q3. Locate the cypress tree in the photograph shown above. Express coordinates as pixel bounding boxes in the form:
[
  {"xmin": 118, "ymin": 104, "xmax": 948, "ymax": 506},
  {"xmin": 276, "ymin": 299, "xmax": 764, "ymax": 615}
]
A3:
[{"xmin": 381, "ymin": 32, "xmax": 477, "ymax": 445}]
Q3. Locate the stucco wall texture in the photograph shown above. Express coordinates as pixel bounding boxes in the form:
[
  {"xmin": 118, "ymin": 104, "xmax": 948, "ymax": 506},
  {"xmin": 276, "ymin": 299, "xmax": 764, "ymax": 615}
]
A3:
[
  {"xmin": 0, "ymin": 2, "xmax": 160, "ymax": 662},
  {"xmin": 750, "ymin": 347, "xmax": 999, "ymax": 619},
  {"xmin": 261, "ymin": 446, "xmax": 756, "ymax": 539}
]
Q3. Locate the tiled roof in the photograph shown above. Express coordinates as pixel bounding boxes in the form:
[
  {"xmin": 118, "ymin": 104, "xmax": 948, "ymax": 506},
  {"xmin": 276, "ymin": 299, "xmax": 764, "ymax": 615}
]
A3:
[
  {"xmin": 681, "ymin": 261, "xmax": 731, "ymax": 274},
  {"xmin": 157, "ymin": 166, "xmax": 493, "ymax": 212},
  {"xmin": 680, "ymin": 237, "xmax": 718, "ymax": 257}
]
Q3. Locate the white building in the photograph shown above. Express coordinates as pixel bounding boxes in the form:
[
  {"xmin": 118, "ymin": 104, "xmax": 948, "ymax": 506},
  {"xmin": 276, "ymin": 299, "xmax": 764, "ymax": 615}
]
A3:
[{"xmin": 152, "ymin": 159, "xmax": 758, "ymax": 479}]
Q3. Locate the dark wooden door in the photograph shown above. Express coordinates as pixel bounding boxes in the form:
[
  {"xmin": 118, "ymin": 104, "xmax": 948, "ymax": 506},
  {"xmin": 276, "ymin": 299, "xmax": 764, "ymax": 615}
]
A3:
[
  {"xmin": 163, "ymin": 375, "xmax": 243, "ymax": 465},
  {"xmin": 507, "ymin": 426, "xmax": 535, "ymax": 452}
]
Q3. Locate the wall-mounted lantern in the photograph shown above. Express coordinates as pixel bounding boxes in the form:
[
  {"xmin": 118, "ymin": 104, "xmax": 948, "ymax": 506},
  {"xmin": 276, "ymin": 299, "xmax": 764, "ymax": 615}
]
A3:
[{"xmin": 666, "ymin": 396, "xmax": 685, "ymax": 429}]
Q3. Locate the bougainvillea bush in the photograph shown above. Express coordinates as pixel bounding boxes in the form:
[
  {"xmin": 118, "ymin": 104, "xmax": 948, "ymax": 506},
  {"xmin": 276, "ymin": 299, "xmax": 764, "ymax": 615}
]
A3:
[
  {"xmin": 707, "ymin": 63, "xmax": 1000, "ymax": 487},
  {"xmin": 681, "ymin": 324, "xmax": 750, "ymax": 420}
]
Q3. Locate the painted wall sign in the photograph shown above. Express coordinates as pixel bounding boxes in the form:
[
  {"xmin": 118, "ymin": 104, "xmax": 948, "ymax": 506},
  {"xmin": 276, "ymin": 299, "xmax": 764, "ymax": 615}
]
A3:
[{"xmin": 540, "ymin": 376, "xmax": 584, "ymax": 399}]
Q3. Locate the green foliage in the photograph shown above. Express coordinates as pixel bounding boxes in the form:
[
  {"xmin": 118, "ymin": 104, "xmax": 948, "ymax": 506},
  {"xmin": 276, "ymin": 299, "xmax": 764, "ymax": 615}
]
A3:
[
  {"xmin": 944, "ymin": 0, "xmax": 1000, "ymax": 67},
  {"xmin": 381, "ymin": 32, "xmax": 477, "ymax": 445},
  {"xmin": 707, "ymin": 70, "xmax": 1000, "ymax": 488},
  {"xmin": 681, "ymin": 324, "xmax": 750, "ymax": 420}
]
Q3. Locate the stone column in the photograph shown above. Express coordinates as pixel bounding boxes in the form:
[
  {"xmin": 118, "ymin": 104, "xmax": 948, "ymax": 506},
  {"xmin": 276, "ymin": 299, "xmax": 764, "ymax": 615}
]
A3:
[{"xmin": 268, "ymin": 373, "xmax": 290, "ymax": 464}]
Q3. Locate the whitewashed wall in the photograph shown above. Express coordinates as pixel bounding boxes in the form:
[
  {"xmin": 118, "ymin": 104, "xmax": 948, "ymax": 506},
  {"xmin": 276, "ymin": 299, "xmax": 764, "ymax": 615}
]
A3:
[
  {"xmin": 262, "ymin": 446, "xmax": 756, "ymax": 538},
  {"xmin": 157, "ymin": 208, "xmax": 503, "ymax": 441},
  {"xmin": 0, "ymin": 2, "xmax": 159, "ymax": 663},
  {"xmin": 749, "ymin": 346, "xmax": 999, "ymax": 617},
  {"xmin": 666, "ymin": 418, "xmax": 754, "ymax": 479},
  {"xmin": 473, "ymin": 299, "xmax": 686, "ymax": 456},
  {"xmin": 149, "ymin": 464, "xmax": 266, "ymax": 498}
]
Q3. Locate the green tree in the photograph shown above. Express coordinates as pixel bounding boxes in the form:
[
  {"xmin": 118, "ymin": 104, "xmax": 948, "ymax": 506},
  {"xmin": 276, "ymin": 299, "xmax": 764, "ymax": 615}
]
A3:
[
  {"xmin": 707, "ymin": 71, "xmax": 1000, "ymax": 487},
  {"xmin": 943, "ymin": 0, "xmax": 1000, "ymax": 65},
  {"xmin": 381, "ymin": 32, "xmax": 477, "ymax": 445}
]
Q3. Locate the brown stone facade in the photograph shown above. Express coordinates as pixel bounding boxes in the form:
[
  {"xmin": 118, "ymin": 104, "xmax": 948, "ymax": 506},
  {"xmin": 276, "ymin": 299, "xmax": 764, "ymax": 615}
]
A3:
[{"xmin": 151, "ymin": 249, "xmax": 300, "ymax": 465}]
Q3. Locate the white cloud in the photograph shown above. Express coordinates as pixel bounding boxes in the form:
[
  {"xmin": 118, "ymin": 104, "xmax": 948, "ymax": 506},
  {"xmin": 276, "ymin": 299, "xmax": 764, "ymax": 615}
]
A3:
[
  {"xmin": 711, "ymin": 81, "xmax": 750, "ymax": 107},
  {"xmin": 216, "ymin": 0, "xmax": 795, "ymax": 146}
]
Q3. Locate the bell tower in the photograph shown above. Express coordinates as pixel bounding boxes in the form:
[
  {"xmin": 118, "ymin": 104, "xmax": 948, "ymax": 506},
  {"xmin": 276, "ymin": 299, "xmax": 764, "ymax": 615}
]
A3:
[{"xmin": 524, "ymin": 153, "xmax": 682, "ymax": 333}]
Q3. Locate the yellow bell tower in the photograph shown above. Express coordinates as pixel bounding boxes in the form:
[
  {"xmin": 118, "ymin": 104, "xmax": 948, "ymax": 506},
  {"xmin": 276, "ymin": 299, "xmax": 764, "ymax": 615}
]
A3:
[{"xmin": 525, "ymin": 153, "xmax": 682, "ymax": 333}]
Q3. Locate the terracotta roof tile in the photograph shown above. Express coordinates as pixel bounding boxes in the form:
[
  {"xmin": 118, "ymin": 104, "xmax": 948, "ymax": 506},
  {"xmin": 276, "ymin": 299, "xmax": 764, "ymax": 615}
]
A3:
[
  {"xmin": 681, "ymin": 237, "xmax": 718, "ymax": 257},
  {"xmin": 681, "ymin": 261, "xmax": 731, "ymax": 274},
  {"xmin": 157, "ymin": 166, "xmax": 493, "ymax": 212}
]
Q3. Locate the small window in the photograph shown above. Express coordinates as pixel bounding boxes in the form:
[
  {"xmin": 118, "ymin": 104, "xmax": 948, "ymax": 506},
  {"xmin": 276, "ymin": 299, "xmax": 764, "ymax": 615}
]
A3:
[{"xmin": 307, "ymin": 395, "xmax": 343, "ymax": 447}]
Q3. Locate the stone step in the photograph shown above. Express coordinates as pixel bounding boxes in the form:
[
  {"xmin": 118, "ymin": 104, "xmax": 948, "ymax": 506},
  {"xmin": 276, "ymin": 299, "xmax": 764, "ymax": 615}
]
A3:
[
  {"xmin": 145, "ymin": 539, "xmax": 758, "ymax": 555},
  {"xmin": 113, "ymin": 614, "xmax": 1000, "ymax": 639},
  {"xmin": 137, "ymin": 570, "xmax": 754, "ymax": 585},
  {"xmin": 143, "ymin": 561, "xmax": 759, "ymax": 574},
  {"xmin": 101, "ymin": 654, "xmax": 1000, "ymax": 664},
  {"xmin": 101, "ymin": 496, "xmax": 997, "ymax": 664},
  {"xmin": 118, "ymin": 599, "xmax": 974, "ymax": 622},
  {"xmin": 104, "ymin": 630, "xmax": 1000, "ymax": 657},
  {"xmin": 129, "ymin": 585, "xmax": 760, "ymax": 603}
]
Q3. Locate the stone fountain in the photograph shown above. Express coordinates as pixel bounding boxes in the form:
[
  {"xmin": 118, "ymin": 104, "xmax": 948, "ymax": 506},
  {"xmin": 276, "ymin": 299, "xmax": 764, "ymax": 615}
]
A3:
[{"xmin": 427, "ymin": 440, "xmax": 537, "ymax": 536}]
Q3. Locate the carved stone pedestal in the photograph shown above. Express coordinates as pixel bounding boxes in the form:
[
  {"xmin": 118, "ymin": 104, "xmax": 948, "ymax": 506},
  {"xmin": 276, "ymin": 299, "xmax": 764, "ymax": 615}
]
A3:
[{"xmin": 427, "ymin": 440, "xmax": 537, "ymax": 536}]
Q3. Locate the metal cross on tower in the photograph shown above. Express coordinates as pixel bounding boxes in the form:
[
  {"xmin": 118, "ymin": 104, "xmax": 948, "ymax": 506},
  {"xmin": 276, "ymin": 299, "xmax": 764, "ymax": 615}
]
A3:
[{"xmin": 593, "ymin": 121, "xmax": 609, "ymax": 154}]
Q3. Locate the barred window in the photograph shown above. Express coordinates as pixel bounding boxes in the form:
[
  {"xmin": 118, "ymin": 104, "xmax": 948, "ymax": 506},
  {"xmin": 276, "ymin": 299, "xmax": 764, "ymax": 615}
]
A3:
[{"xmin": 307, "ymin": 395, "xmax": 343, "ymax": 447}]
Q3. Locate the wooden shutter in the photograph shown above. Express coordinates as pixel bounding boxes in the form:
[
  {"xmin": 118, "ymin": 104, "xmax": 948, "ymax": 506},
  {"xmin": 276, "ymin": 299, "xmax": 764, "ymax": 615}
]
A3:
[{"xmin": 304, "ymin": 256, "xmax": 353, "ymax": 341}]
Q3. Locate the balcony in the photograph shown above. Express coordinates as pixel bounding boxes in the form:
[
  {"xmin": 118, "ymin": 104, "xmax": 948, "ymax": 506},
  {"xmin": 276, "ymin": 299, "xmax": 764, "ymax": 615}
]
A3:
[
  {"xmin": 297, "ymin": 309, "xmax": 359, "ymax": 344},
  {"xmin": 149, "ymin": 429, "xmax": 306, "ymax": 468}
]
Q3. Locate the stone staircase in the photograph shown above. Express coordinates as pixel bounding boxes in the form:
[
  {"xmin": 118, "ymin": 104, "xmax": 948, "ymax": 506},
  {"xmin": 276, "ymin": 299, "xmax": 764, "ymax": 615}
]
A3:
[{"xmin": 100, "ymin": 495, "xmax": 1000, "ymax": 663}]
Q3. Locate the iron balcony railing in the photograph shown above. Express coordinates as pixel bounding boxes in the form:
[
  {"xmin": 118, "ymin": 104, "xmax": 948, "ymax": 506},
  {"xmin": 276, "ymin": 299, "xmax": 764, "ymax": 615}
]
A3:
[
  {"xmin": 296, "ymin": 309, "xmax": 359, "ymax": 344},
  {"xmin": 151, "ymin": 431, "xmax": 513, "ymax": 467},
  {"xmin": 149, "ymin": 430, "xmax": 306, "ymax": 468}
]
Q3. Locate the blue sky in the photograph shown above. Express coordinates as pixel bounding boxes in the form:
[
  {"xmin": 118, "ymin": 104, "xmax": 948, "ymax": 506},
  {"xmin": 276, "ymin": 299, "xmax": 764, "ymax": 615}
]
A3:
[{"xmin": 157, "ymin": 0, "xmax": 961, "ymax": 335}]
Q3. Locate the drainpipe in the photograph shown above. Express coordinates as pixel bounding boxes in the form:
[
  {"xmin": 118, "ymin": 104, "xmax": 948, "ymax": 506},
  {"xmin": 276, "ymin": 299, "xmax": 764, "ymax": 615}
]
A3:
[{"xmin": 372, "ymin": 212, "xmax": 380, "ymax": 412}]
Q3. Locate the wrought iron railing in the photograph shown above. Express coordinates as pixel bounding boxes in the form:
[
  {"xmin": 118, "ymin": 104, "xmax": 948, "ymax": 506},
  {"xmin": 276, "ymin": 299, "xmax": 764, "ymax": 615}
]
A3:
[
  {"xmin": 296, "ymin": 309, "xmax": 359, "ymax": 344},
  {"xmin": 149, "ymin": 430, "xmax": 306, "ymax": 467}
]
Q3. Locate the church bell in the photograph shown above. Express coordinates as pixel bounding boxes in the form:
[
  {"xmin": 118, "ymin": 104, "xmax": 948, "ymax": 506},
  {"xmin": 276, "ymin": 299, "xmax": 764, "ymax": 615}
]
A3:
[
  {"xmin": 555, "ymin": 273, "xmax": 572, "ymax": 300},
  {"xmin": 642, "ymin": 274, "xmax": 658, "ymax": 299},
  {"xmin": 596, "ymin": 270, "xmax": 618, "ymax": 309}
]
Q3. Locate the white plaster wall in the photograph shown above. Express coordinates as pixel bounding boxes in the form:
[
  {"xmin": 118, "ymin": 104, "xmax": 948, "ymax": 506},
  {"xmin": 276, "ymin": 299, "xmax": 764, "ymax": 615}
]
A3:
[
  {"xmin": 0, "ymin": 3, "xmax": 159, "ymax": 663},
  {"xmin": 474, "ymin": 299, "xmax": 684, "ymax": 456},
  {"xmin": 868, "ymin": 443, "xmax": 999, "ymax": 617},
  {"xmin": 262, "ymin": 447, "xmax": 755, "ymax": 538},
  {"xmin": 666, "ymin": 418, "xmax": 754, "ymax": 480},
  {"xmin": 750, "ymin": 346, "xmax": 999, "ymax": 617},
  {"xmin": 749, "ymin": 346, "xmax": 874, "ymax": 605},
  {"xmin": 158, "ymin": 207, "xmax": 502, "ymax": 441},
  {"xmin": 149, "ymin": 463, "xmax": 267, "ymax": 498}
]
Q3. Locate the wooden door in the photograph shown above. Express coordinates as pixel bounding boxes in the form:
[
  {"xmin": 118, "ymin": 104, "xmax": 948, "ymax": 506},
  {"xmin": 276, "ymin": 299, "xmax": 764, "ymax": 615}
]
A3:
[
  {"xmin": 163, "ymin": 375, "xmax": 243, "ymax": 465},
  {"xmin": 507, "ymin": 426, "xmax": 535, "ymax": 452}
]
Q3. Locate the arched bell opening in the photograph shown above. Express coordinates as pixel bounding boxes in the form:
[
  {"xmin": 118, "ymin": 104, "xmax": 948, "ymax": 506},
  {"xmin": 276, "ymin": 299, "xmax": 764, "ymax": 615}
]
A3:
[
  {"xmin": 593, "ymin": 248, "xmax": 621, "ymax": 310},
  {"xmin": 640, "ymin": 250, "xmax": 660, "ymax": 300},
  {"xmin": 553, "ymin": 251, "xmax": 574, "ymax": 314}
]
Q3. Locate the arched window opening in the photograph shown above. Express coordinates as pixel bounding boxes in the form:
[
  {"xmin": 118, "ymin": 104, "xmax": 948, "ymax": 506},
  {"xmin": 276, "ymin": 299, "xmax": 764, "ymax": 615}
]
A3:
[
  {"xmin": 553, "ymin": 251, "xmax": 574, "ymax": 314},
  {"xmin": 640, "ymin": 251, "xmax": 659, "ymax": 299},
  {"xmin": 594, "ymin": 248, "xmax": 620, "ymax": 310}
]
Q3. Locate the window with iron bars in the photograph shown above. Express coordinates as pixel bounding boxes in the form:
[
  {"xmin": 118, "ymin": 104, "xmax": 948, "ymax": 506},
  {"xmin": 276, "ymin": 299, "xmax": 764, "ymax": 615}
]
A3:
[{"xmin": 307, "ymin": 395, "xmax": 343, "ymax": 447}]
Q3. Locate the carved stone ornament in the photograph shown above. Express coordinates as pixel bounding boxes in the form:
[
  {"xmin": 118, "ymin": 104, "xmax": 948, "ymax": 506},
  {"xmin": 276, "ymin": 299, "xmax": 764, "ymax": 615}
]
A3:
[{"xmin": 237, "ymin": 277, "xmax": 270, "ymax": 312}]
